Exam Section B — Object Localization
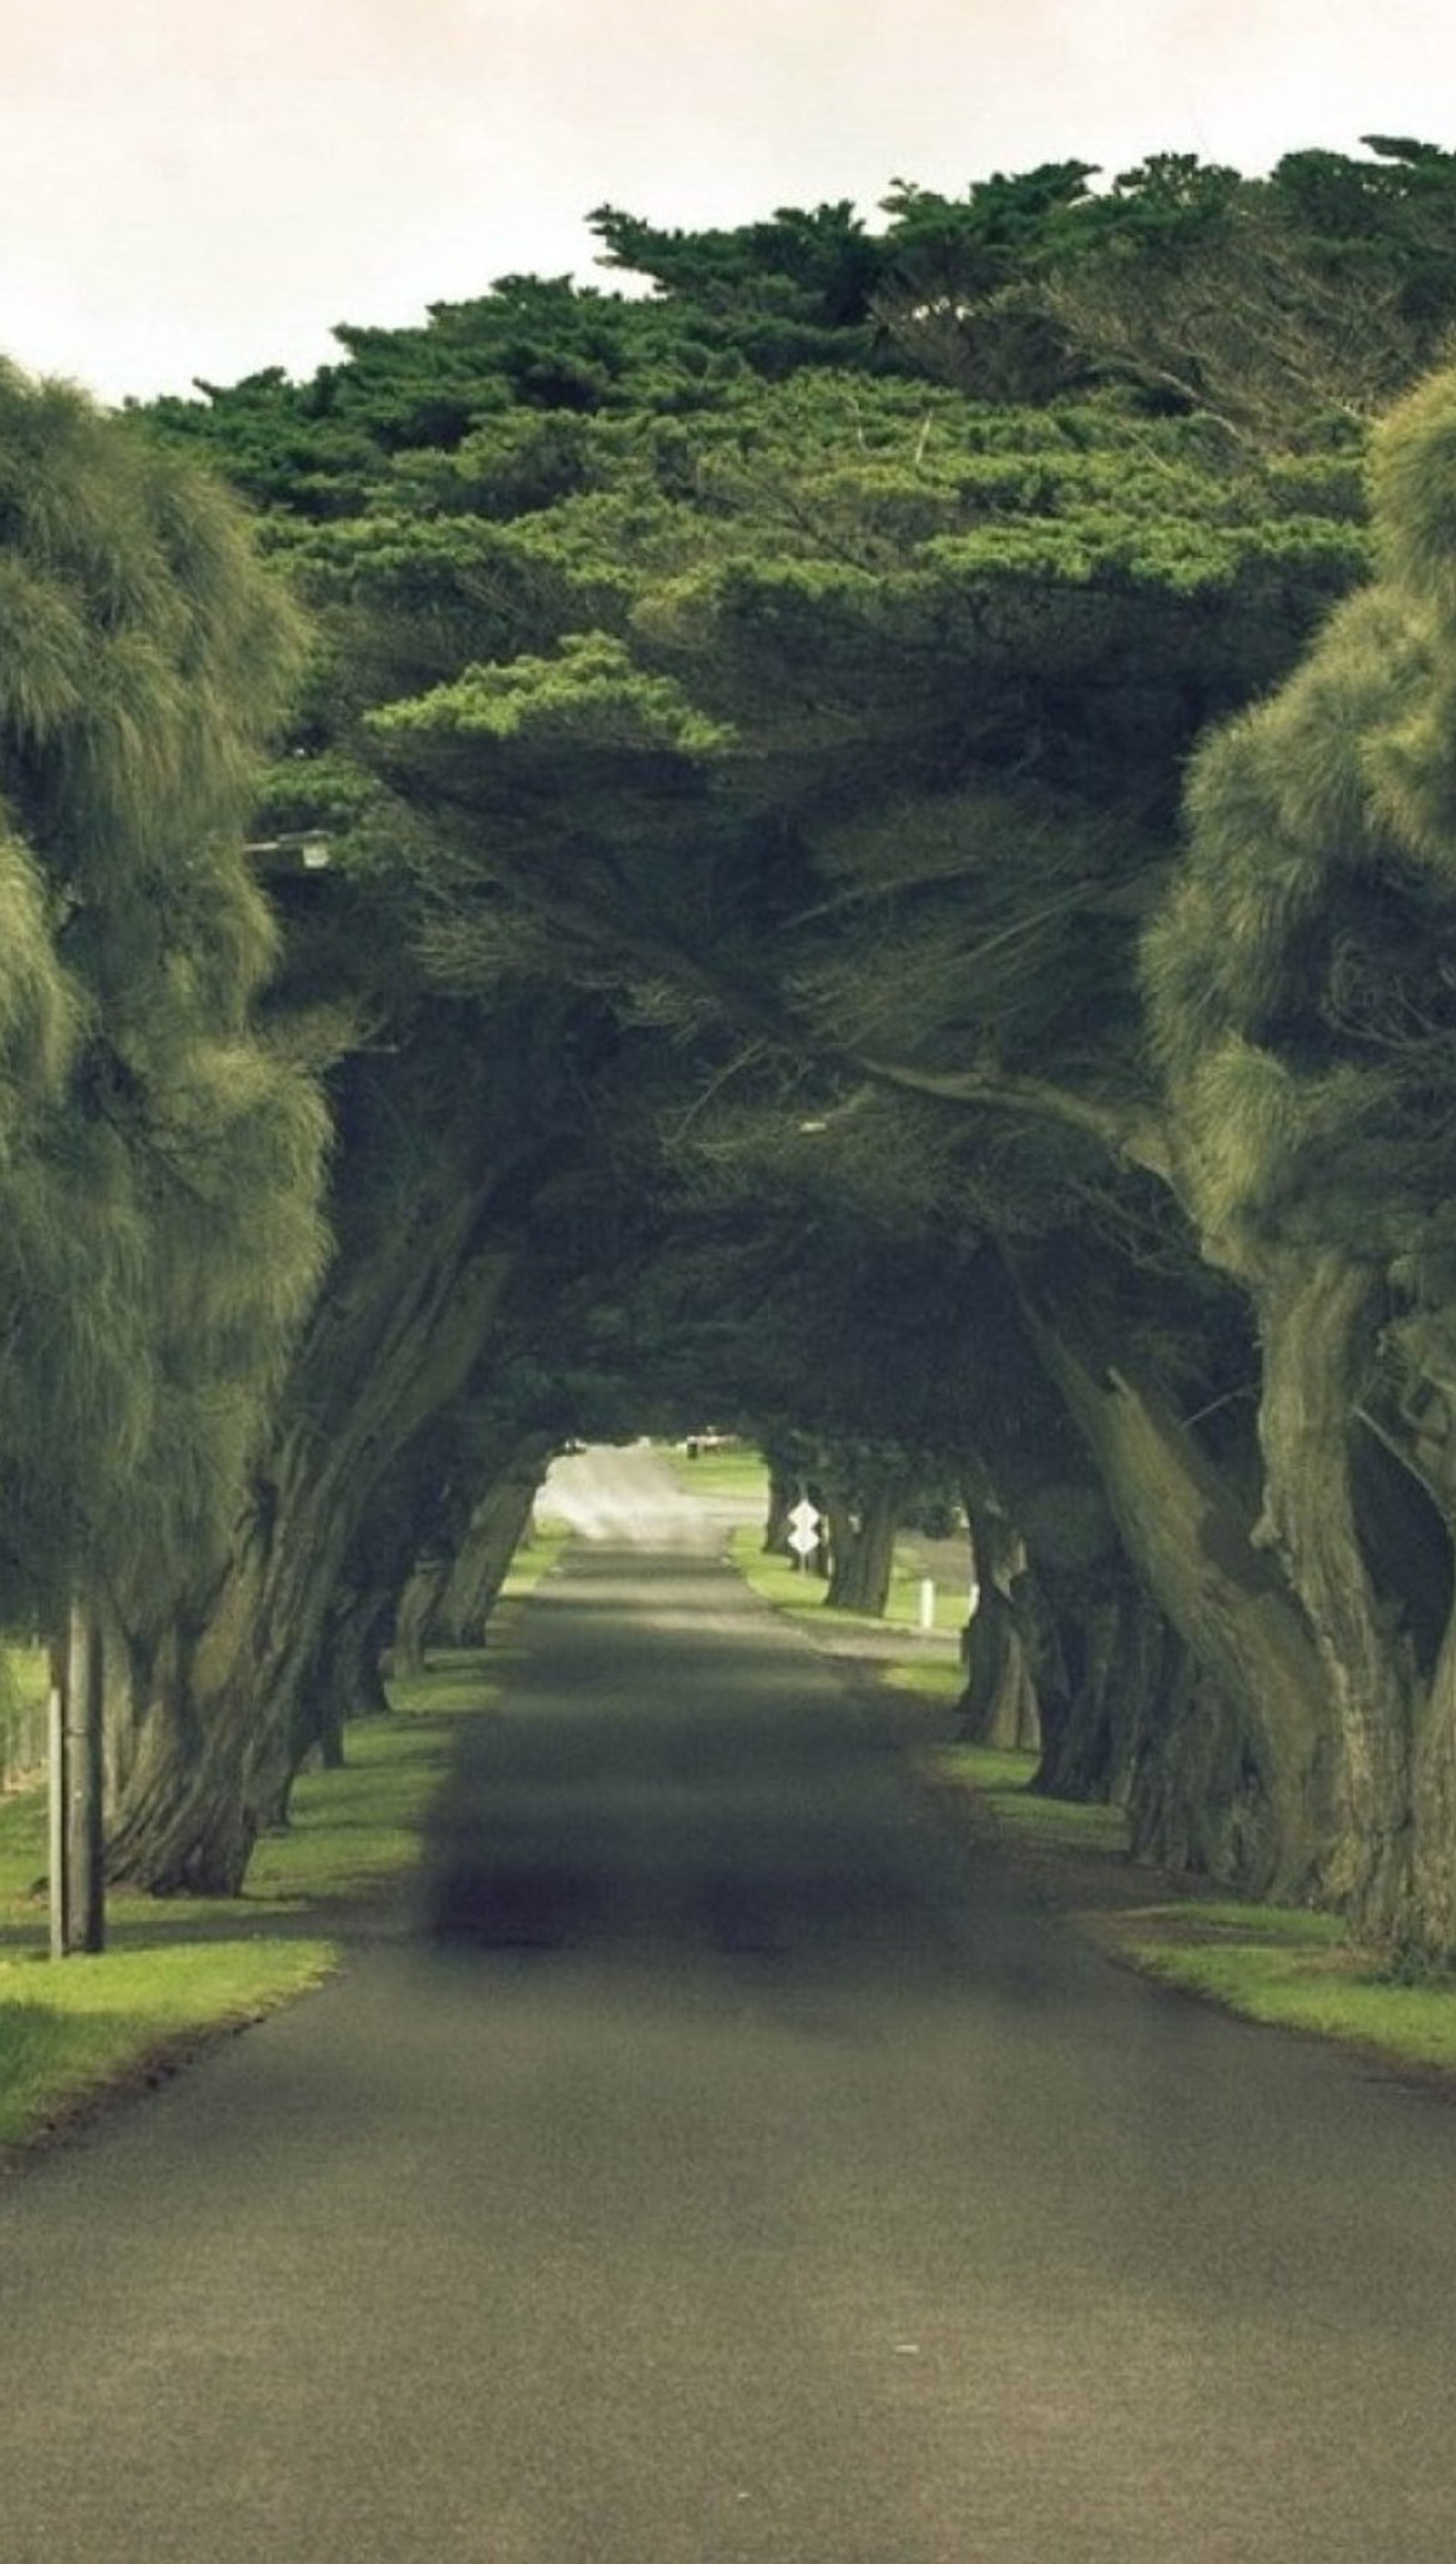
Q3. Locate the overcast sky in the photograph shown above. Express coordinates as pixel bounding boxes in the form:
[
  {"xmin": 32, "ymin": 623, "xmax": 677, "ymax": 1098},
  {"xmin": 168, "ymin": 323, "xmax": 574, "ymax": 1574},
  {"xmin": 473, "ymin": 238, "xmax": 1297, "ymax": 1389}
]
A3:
[{"xmin": 5, "ymin": 0, "xmax": 1456, "ymax": 407}]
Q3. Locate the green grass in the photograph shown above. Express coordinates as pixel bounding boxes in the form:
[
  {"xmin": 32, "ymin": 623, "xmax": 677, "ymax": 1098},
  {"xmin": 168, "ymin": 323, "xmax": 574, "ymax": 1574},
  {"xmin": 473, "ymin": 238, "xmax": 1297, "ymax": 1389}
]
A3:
[
  {"xmin": 1, "ymin": 1637, "xmax": 49, "ymax": 1781},
  {"xmin": 1135, "ymin": 1898, "xmax": 1345, "ymax": 1944},
  {"xmin": 723, "ymin": 1525, "xmax": 1456, "ymax": 2080},
  {"xmin": 0, "ymin": 1644, "xmax": 507, "ymax": 2154},
  {"xmin": 2, "ymin": 1640, "xmax": 47, "ymax": 1705},
  {"xmin": 726, "ymin": 1525, "xmax": 966, "ymax": 1640},
  {"xmin": 881, "ymin": 1659, "xmax": 966, "ymax": 1705},
  {"xmin": 0, "ymin": 1941, "xmax": 338, "ymax": 2150},
  {"xmin": 942, "ymin": 1746, "xmax": 1130, "ymax": 1852},
  {"xmin": 925, "ymin": 1742, "xmax": 1456, "ymax": 2080},
  {"xmin": 1102, "ymin": 1906, "xmax": 1456, "ymax": 2074},
  {"xmin": 885, "ymin": 1561, "xmax": 972, "ymax": 1634},
  {"xmin": 500, "ymin": 1521, "xmax": 571, "ymax": 1594},
  {"xmin": 926, "ymin": 1740, "xmax": 1130, "ymax": 1855}
]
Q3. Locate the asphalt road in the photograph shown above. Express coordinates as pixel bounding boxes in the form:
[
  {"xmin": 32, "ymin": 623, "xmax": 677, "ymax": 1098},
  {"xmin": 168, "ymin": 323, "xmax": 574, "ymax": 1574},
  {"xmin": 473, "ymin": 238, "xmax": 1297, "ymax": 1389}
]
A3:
[{"xmin": 3, "ymin": 1444, "xmax": 1456, "ymax": 2562}]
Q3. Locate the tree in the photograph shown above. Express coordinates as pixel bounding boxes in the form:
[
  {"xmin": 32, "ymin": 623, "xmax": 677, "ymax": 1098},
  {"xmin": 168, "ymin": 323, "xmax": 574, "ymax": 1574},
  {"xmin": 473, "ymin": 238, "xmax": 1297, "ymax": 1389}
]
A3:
[
  {"xmin": 1145, "ymin": 361, "xmax": 1456, "ymax": 1959},
  {"xmin": 0, "ymin": 364, "xmax": 328, "ymax": 1651},
  {"xmin": 874, "ymin": 140, "xmax": 1456, "ymax": 445},
  {"xmin": 126, "ymin": 157, "xmax": 1456, "ymax": 1932},
  {"xmin": 102, "ymin": 993, "xmax": 569, "ymax": 1890}
]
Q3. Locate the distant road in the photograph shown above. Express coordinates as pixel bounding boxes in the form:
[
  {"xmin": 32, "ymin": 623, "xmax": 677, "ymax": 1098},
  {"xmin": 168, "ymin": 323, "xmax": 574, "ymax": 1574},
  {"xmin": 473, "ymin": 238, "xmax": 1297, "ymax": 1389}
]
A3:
[
  {"xmin": 538, "ymin": 1438, "xmax": 758, "ymax": 1545},
  {"xmin": 2, "ymin": 1453, "xmax": 1456, "ymax": 2560}
]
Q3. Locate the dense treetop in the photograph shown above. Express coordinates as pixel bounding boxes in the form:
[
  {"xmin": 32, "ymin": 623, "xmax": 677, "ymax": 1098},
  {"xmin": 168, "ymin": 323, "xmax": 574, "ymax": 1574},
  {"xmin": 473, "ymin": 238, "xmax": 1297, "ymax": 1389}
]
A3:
[{"xmin": 2, "ymin": 133, "xmax": 1452, "ymax": 1943}]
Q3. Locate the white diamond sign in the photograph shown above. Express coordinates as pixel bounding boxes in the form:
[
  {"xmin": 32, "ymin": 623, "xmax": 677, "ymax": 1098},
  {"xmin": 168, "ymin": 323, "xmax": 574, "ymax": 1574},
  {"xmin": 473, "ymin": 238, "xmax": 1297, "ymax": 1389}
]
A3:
[{"xmin": 787, "ymin": 1499, "xmax": 822, "ymax": 1558}]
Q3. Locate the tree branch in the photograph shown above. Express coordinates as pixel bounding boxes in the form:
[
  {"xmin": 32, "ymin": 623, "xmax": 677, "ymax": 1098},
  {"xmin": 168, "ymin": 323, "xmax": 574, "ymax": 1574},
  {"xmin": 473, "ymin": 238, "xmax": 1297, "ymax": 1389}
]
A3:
[{"xmin": 850, "ymin": 1050, "xmax": 1174, "ymax": 1179}]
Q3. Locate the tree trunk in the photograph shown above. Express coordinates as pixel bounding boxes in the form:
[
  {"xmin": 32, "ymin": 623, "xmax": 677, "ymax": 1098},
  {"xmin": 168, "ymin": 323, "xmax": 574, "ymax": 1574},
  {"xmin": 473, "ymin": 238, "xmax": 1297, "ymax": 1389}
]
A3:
[
  {"xmin": 435, "ymin": 1444, "xmax": 551, "ymax": 1642},
  {"xmin": 59, "ymin": 1597, "xmax": 106, "ymax": 1954},
  {"xmin": 957, "ymin": 1481, "xmax": 1039, "ymax": 1748},
  {"xmin": 306, "ymin": 1584, "xmax": 395, "ymax": 1772},
  {"xmin": 1249, "ymin": 1248, "xmax": 1431, "ymax": 1949},
  {"xmin": 105, "ymin": 1181, "xmax": 521, "ymax": 1894},
  {"xmin": 1034, "ymin": 1574, "xmax": 1165, "ymax": 1806},
  {"xmin": 763, "ymin": 1460, "xmax": 795, "ymax": 1557},
  {"xmin": 1125, "ymin": 1646, "xmax": 1266, "ymax": 1880},
  {"xmin": 958, "ymin": 1583, "xmax": 1038, "ymax": 1747},
  {"xmin": 1404, "ymin": 1607, "xmax": 1456, "ymax": 1960},
  {"xmin": 1026, "ymin": 1285, "xmax": 1337, "ymax": 1900},
  {"xmin": 391, "ymin": 1556, "xmax": 450, "ymax": 1680},
  {"xmin": 825, "ymin": 1478, "xmax": 901, "ymax": 1616}
]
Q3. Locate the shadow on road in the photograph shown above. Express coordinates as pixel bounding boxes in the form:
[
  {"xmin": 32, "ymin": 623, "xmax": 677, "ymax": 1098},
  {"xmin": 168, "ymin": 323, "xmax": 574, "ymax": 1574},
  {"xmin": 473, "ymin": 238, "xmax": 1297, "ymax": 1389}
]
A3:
[{"xmin": 413, "ymin": 1546, "xmax": 1025, "ymax": 1995}]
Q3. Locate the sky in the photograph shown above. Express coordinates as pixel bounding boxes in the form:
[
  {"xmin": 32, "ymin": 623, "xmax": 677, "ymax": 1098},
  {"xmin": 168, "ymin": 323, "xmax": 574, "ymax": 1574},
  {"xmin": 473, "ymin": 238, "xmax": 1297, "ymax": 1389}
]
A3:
[{"xmin": 5, "ymin": 0, "xmax": 1456, "ymax": 407}]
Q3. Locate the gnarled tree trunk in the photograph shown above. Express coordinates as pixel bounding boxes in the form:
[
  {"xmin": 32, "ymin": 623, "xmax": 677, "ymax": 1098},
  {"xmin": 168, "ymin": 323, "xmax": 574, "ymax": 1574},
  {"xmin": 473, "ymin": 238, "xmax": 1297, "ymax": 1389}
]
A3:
[
  {"xmin": 391, "ymin": 1555, "xmax": 450, "ymax": 1680},
  {"xmin": 1249, "ymin": 1247, "xmax": 1450, "ymax": 1953},
  {"xmin": 1025, "ymin": 1278, "xmax": 1337, "ymax": 1900},
  {"xmin": 435, "ymin": 1440, "xmax": 552, "ymax": 1643},
  {"xmin": 105, "ymin": 1178, "xmax": 521, "ymax": 1894},
  {"xmin": 825, "ymin": 1475, "xmax": 903, "ymax": 1616},
  {"xmin": 1031, "ymin": 1571, "xmax": 1164, "ymax": 1804},
  {"xmin": 957, "ymin": 1480, "xmax": 1039, "ymax": 1749}
]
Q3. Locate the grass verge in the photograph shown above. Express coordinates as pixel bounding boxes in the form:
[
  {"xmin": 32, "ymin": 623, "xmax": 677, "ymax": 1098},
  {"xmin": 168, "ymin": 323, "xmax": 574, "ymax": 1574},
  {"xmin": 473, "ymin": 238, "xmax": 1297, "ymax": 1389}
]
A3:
[
  {"xmin": 925, "ymin": 1739, "xmax": 1456, "ymax": 2083},
  {"xmin": 929, "ymin": 1741, "xmax": 1130, "ymax": 1855},
  {"xmin": 1, "ymin": 1637, "xmax": 49, "ymax": 1788},
  {"xmin": 0, "ymin": 1640, "xmax": 509, "ymax": 2158},
  {"xmin": 503, "ymin": 1519, "xmax": 572, "ymax": 1595},
  {"xmin": 727, "ymin": 1525, "xmax": 966, "ymax": 1641}
]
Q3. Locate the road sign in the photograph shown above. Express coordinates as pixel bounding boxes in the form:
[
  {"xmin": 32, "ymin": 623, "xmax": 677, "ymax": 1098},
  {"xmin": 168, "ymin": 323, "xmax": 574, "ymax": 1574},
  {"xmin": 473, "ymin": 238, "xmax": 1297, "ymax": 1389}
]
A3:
[{"xmin": 787, "ymin": 1499, "xmax": 822, "ymax": 1558}]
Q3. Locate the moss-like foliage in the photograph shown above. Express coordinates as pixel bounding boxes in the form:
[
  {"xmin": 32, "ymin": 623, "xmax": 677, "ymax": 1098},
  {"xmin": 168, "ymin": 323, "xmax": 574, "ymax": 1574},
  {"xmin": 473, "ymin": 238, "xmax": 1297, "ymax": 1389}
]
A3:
[
  {"xmin": 0, "ymin": 364, "xmax": 329, "ymax": 1616},
  {"xmin": 1148, "ymin": 368, "xmax": 1456, "ymax": 1271}
]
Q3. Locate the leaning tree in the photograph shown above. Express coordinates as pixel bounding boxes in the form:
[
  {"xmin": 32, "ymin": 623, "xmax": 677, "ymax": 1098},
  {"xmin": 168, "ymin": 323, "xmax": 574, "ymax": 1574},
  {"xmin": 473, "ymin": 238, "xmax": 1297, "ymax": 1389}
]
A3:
[{"xmin": 0, "ymin": 364, "xmax": 329, "ymax": 1699}]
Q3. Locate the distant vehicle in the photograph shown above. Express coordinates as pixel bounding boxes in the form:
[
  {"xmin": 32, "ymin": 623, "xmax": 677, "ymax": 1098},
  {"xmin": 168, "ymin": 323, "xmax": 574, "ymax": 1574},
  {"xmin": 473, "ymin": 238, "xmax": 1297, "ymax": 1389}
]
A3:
[{"xmin": 678, "ymin": 1429, "xmax": 738, "ymax": 1457}]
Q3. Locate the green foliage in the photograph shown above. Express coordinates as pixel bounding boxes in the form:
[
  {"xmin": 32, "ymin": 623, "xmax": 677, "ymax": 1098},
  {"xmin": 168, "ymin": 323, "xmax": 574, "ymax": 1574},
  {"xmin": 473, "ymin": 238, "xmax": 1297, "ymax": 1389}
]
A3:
[
  {"xmin": 878, "ymin": 139, "xmax": 1456, "ymax": 440},
  {"xmin": 1148, "ymin": 360, "xmax": 1456, "ymax": 1269},
  {"xmin": 373, "ymin": 630, "xmax": 735, "ymax": 756},
  {"xmin": 0, "ymin": 365, "xmax": 329, "ymax": 1616},
  {"xmin": 591, "ymin": 199, "xmax": 885, "ymax": 360}
]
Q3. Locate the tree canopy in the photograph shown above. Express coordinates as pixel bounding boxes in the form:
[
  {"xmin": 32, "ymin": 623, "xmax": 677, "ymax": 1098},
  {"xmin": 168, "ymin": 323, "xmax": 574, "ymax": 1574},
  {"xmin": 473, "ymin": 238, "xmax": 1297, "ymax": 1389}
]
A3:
[{"xmin": 6, "ymin": 136, "xmax": 1456, "ymax": 1954}]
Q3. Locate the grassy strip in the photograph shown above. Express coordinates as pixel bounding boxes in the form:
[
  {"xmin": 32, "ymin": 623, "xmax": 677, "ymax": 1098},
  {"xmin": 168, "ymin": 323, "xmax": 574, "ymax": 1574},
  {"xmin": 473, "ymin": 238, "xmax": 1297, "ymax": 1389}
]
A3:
[
  {"xmin": 502, "ymin": 1519, "xmax": 572, "ymax": 1593},
  {"xmin": 1093, "ymin": 1905, "xmax": 1456, "ymax": 2073},
  {"xmin": 929, "ymin": 1740, "xmax": 1129, "ymax": 1854},
  {"xmin": 666, "ymin": 1450, "xmax": 967, "ymax": 1636},
  {"xmin": 881, "ymin": 1659, "xmax": 965, "ymax": 1704},
  {"xmin": 727, "ymin": 1525, "xmax": 965, "ymax": 1639},
  {"xmin": 672, "ymin": 1495, "xmax": 1456, "ymax": 2080},
  {"xmin": 0, "ymin": 1943, "xmax": 339, "ymax": 2151},
  {"xmin": 1, "ymin": 1640, "xmax": 47, "ymax": 1707},
  {"xmin": 0, "ymin": 1641, "xmax": 511, "ymax": 2154},
  {"xmin": 1, "ymin": 1638, "xmax": 49, "ymax": 1785},
  {"xmin": 926, "ymin": 1739, "xmax": 1456, "ymax": 2079}
]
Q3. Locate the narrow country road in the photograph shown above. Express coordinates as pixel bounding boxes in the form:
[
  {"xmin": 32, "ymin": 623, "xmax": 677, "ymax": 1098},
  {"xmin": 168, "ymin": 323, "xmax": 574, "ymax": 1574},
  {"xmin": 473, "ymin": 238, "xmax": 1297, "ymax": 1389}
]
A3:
[{"xmin": 3, "ymin": 1445, "xmax": 1456, "ymax": 2562}]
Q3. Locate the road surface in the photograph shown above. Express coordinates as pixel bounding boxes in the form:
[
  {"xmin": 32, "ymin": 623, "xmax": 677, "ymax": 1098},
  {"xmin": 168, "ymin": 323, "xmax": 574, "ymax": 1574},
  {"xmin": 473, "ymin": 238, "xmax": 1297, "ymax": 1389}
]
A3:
[{"xmin": 2, "ymin": 1444, "xmax": 1455, "ymax": 2562}]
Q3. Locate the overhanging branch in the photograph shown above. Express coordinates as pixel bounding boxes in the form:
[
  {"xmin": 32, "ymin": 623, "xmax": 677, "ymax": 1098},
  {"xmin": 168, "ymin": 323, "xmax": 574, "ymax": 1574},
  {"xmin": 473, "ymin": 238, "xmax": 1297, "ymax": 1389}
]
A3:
[{"xmin": 851, "ymin": 1051, "xmax": 1174, "ymax": 1180}]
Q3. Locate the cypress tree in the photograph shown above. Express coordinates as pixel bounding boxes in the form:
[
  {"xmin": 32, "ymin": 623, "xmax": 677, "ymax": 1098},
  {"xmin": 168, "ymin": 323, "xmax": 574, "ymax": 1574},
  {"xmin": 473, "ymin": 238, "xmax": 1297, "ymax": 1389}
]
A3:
[{"xmin": 0, "ymin": 362, "xmax": 329, "ymax": 1733}]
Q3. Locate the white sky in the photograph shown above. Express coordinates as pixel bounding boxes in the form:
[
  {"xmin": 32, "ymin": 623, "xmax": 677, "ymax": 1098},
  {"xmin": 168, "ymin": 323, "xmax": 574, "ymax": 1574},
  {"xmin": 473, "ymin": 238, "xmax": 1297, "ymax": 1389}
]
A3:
[{"xmin": 5, "ymin": 0, "xmax": 1456, "ymax": 406}]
